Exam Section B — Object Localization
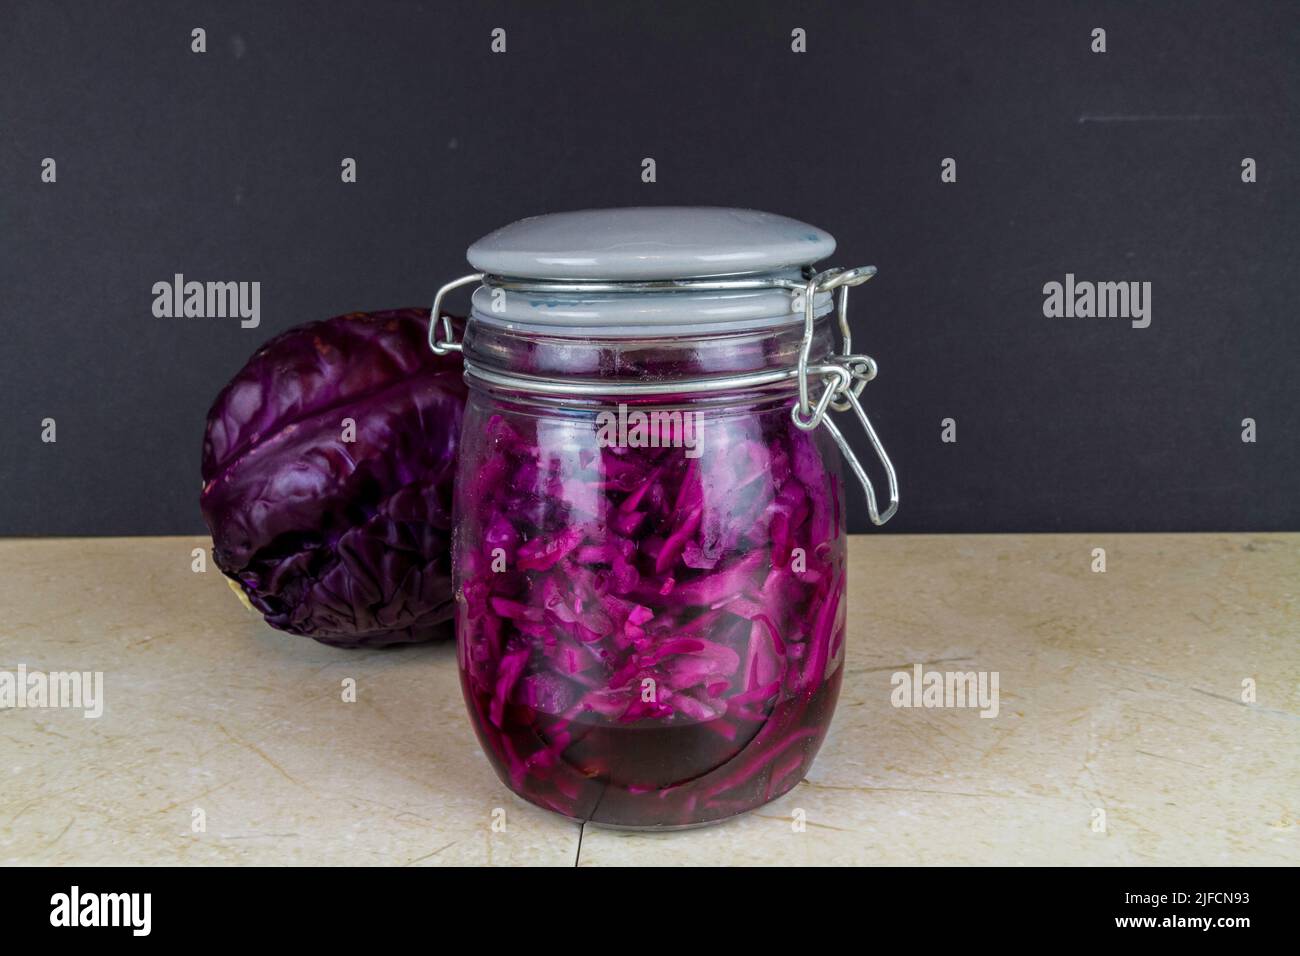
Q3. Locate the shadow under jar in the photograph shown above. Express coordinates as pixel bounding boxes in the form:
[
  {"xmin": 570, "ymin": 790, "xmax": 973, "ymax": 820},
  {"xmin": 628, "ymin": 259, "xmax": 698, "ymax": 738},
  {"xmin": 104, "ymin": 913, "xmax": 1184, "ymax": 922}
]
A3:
[{"xmin": 433, "ymin": 208, "xmax": 898, "ymax": 829}]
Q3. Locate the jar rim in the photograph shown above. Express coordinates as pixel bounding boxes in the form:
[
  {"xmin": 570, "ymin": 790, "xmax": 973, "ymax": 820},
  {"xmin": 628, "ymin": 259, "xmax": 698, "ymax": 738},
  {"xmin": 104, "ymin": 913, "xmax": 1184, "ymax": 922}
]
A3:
[{"xmin": 460, "ymin": 309, "xmax": 839, "ymax": 400}]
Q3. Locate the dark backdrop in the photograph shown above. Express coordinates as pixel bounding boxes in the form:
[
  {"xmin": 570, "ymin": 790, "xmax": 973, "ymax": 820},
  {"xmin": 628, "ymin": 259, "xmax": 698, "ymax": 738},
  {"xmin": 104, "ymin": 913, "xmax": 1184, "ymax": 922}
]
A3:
[{"xmin": 2, "ymin": 0, "xmax": 1297, "ymax": 535}]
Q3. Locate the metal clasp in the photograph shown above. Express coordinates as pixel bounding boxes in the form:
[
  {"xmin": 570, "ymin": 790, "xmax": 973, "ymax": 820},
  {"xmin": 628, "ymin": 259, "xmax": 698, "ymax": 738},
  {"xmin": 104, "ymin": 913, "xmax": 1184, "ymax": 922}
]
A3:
[
  {"xmin": 790, "ymin": 266, "xmax": 899, "ymax": 526},
  {"xmin": 428, "ymin": 272, "xmax": 483, "ymax": 355}
]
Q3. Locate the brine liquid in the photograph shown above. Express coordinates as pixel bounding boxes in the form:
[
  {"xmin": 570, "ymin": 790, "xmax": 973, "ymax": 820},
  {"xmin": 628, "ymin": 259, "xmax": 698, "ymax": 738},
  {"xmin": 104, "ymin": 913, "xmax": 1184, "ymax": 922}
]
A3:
[{"xmin": 465, "ymin": 665, "xmax": 842, "ymax": 829}]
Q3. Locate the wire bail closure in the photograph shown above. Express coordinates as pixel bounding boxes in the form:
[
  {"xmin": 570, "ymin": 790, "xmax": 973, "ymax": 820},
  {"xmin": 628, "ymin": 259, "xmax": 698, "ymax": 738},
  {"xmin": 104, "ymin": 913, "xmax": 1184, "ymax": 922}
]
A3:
[
  {"xmin": 428, "ymin": 272, "xmax": 482, "ymax": 355},
  {"xmin": 787, "ymin": 266, "xmax": 898, "ymax": 526},
  {"xmin": 429, "ymin": 266, "xmax": 898, "ymax": 526}
]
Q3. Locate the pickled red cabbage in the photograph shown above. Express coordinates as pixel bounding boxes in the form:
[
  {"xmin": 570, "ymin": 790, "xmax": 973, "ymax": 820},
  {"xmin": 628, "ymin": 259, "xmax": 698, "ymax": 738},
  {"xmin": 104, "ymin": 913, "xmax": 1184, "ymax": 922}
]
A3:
[{"xmin": 455, "ymin": 399, "xmax": 846, "ymax": 828}]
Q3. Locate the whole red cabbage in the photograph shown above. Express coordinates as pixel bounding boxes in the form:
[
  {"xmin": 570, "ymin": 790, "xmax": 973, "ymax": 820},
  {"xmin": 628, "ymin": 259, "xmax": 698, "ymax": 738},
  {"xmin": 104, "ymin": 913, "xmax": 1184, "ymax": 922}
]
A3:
[{"xmin": 200, "ymin": 308, "xmax": 465, "ymax": 648}]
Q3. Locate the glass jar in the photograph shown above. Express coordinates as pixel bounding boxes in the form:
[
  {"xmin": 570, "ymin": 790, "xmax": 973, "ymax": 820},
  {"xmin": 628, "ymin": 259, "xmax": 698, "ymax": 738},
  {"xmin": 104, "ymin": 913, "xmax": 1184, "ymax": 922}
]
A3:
[{"xmin": 431, "ymin": 208, "xmax": 898, "ymax": 829}]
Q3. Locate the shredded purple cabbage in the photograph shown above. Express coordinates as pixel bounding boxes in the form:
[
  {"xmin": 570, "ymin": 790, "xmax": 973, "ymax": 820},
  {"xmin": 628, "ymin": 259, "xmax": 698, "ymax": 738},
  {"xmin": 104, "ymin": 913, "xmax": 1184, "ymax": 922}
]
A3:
[{"xmin": 455, "ymin": 399, "xmax": 846, "ymax": 827}]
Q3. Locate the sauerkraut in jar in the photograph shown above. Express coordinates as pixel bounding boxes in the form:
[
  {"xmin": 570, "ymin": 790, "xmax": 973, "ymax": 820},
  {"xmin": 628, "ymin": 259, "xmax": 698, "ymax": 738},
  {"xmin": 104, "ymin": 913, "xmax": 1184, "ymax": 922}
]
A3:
[{"xmin": 431, "ymin": 208, "xmax": 897, "ymax": 829}]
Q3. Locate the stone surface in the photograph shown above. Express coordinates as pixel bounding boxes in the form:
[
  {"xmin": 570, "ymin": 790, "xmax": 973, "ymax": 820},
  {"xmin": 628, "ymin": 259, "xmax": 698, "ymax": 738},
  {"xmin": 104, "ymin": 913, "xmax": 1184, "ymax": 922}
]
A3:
[{"xmin": 1, "ymin": 534, "xmax": 1296, "ymax": 866}]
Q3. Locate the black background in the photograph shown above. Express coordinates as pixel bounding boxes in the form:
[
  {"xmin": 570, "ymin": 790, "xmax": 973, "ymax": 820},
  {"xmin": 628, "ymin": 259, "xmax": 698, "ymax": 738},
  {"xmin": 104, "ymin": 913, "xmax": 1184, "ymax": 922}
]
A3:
[{"xmin": 2, "ymin": 0, "xmax": 1296, "ymax": 535}]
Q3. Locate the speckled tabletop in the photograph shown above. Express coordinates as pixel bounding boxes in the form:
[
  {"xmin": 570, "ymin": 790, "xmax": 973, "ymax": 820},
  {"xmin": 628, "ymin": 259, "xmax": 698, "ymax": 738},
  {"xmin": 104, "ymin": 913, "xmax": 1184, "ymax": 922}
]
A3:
[{"xmin": 1, "ymin": 534, "xmax": 1296, "ymax": 866}]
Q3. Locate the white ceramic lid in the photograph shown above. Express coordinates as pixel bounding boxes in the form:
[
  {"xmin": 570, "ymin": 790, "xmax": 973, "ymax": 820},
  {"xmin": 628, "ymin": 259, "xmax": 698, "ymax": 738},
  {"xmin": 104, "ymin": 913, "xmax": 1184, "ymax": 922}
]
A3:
[{"xmin": 466, "ymin": 207, "xmax": 836, "ymax": 280}]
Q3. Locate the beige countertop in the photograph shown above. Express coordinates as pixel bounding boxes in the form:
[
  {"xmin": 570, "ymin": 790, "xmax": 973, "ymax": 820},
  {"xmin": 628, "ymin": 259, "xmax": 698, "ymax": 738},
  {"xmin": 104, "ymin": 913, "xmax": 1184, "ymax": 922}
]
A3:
[{"xmin": 1, "ymin": 533, "xmax": 1296, "ymax": 866}]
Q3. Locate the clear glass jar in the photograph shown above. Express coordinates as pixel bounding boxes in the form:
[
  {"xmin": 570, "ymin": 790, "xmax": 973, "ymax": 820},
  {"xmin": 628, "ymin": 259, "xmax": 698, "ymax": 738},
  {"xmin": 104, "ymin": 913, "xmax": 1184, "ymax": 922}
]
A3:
[
  {"xmin": 454, "ymin": 320, "xmax": 846, "ymax": 828},
  {"xmin": 433, "ymin": 208, "xmax": 897, "ymax": 829}
]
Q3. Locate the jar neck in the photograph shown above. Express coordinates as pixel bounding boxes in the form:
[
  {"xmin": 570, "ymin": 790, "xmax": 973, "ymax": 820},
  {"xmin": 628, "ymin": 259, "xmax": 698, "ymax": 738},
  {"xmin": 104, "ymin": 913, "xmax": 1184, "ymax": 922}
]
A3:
[{"xmin": 461, "ymin": 316, "xmax": 836, "ymax": 407}]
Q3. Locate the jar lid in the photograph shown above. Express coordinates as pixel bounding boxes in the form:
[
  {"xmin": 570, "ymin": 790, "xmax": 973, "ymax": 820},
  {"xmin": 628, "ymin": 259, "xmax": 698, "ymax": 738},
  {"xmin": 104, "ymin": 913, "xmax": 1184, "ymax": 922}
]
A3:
[
  {"xmin": 466, "ymin": 207, "xmax": 836, "ymax": 280},
  {"xmin": 463, "ymin": 207, "xmax": 838, "ymax": 336}
]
